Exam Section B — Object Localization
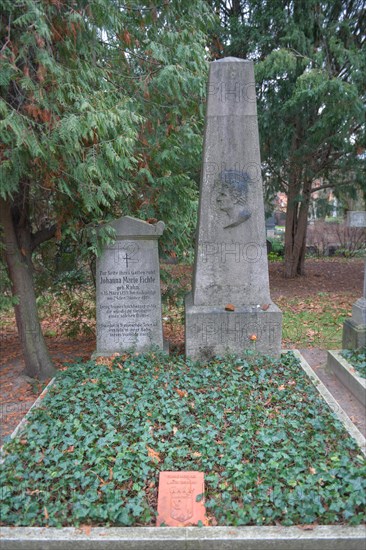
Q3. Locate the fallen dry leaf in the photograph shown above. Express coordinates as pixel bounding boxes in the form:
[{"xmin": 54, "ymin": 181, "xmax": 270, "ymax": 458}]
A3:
[
  {"xmin": 147, "ymin": 446, "xmax": 161, "ymax": 463},
  {"xmin": 225, "ymin": 304, "xmax": 235, "ymax": 311},
  {"xmin": 80, "ymin": 524, "xmax": 92, "ymax": 536},
  {"xmin": 175, "ymin": 388, "xmax": 188, "ymax": 398}
]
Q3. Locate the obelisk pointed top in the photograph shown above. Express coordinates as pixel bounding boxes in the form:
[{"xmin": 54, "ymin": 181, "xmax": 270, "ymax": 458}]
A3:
[
  {"xmin": 214, "ymin": 57, "xmax": 251, "ymax": 63},
  {"xmin": 206, "ymin": 58, "xmax": 256, "ymax": 117}
]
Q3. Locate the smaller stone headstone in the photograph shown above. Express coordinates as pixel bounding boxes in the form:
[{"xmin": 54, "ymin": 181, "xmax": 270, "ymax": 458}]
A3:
[
  {"xmin": 156, "ymin": 471, "xmax": 206, "ymax": 527},
  {"xmin": 342, "ymin": 211, "xmax": 366, "ymax": 349},
  {"xmin": 347, "ymin": 211, "xmax": 366, "ymax": 228},
  {"xmin": 94, "ymin": 216, "xmax": 165, "ymax": 355}
]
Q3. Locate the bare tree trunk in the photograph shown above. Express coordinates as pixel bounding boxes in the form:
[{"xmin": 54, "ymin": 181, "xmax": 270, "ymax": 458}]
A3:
[
  {"xmin": 0, "ymin": 198, "xmax": 56, "ymax": 380},
  {"xmin": 284, "ymin": 180, "xmax": 311, "ymax": 278}
]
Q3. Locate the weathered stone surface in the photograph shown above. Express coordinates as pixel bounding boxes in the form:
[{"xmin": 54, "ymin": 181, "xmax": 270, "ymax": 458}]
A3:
[
  {"xmin": 95, "ymin": 216, "xmax": 164, "ymax": 355},
  {"xmin": 327, "ymin": 351, "xmax": 366, "ymax": 407},
  {"xmin": 185, "ymin": 295, "xmax": 282, "ymax": 360},
  {"xmin": 193, "ymin": 62, "xmax": 268, "ymax": 306},
  {"xmin": 343, "ymin": 212, "xmax": 366, "ymax": 349},
  {"xmin": 342, "ymin": 318, "xmax": 366, "ymax": 350},
  {"xmin": 2, "ymin": 525, "xmax": 366, "ymax": 550},
  {"xmin": 347, "ymin": 211, "xmax": 366, "ymax": 228},
  {"xmin": 186, "ymin": 57, "xmax": 282, "ymax": 361},
  {"xmin": 157, "ymin": 471, "xmax": 206, "ymax": 527},
  {"xmin": 352, "ymin": 297, "xmax": 366, "ymax": 325}
]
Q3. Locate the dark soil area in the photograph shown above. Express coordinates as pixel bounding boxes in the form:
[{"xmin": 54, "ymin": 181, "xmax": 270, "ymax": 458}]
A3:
[
  {"xmin": 268, "ymin": 258, "xmax": 364, "ymax": 299},
  {"xmin": 162, "ymin": 257, "xmax": 365, "ymax": 299}
]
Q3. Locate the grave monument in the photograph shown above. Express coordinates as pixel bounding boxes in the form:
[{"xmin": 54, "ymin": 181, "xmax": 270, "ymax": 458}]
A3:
[
  {"xmin": 185, "ymin": 58, "xmax": 282, "ymax": 361},
  {"xmin": 94, "ymin": 216, "xmax": 165, "ymax": 355},
  {"xmin": 342, "ymin": 211, "xmax": 366, "ymax": 349}
]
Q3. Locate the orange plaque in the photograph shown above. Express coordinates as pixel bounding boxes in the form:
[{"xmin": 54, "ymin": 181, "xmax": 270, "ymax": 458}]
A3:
[{"xmin": 156, "ymin": 471, "xmax": 206, "ymax": 527}]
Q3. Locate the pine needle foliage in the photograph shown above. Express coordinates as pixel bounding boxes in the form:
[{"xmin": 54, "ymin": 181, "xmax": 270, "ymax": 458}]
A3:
[
  {"xmin": 115, "ymin": 1, "xmax": 215, "ymax": 255},
  {"xmin": 0, "ymin": 0, "xmax": 142, "ymax": 250},
  {"xmin": 210, "ymin": 0, "xmax": 365, "ymax": 276},
  {"xmin": 0, "ymin": 0, "xmax": 214, "ymax": 254},
  {"xmin": 0, "ymin": 0, "xmax": 214, "ymax": 376}
]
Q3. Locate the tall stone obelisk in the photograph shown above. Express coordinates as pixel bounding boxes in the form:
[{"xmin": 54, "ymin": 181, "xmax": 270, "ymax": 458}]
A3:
[{"xmin": 185, "ymin": 58, "xmax": 282, "ymax": 361}]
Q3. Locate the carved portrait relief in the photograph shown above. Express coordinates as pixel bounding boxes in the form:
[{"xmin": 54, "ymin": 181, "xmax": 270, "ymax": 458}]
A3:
[{"xmin": 215, "ymin": 170, "xmax": 251, "ymax": 229}]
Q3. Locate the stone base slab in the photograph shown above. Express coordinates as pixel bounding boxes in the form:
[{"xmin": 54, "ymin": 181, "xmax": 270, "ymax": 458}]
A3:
[
  {"xmin": 185, "ymin": 293, "xmax": 282, "ymax": 361},
  {"xmin": 0, "ymin": 525, "xmax": 365, "ymax": 549},
  {"xmin": 91, "ymin": 340, "xmax": 169, "ymax": 360},
  {"xmin": 352, "ymin": 297, "xmax": 366, "ymax": 325},
  {"xmin": 327, "ymin": 351, "xmax": 366, "ymax": 407},
  {"xmin": 342, "ymin": 318, "xmax": 366, "ymax": 349}
]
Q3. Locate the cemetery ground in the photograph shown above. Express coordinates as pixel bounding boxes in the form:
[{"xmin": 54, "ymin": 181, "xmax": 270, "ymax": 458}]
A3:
[
  {"xmin": 0, "ymin": 257, "xmax": 365, "ymax": 529},
  {"xmin": 1, "ymin": 350, "xmax": 365, "ymax": 529},
  {"xmin": 0, "ymin": 257, "xmax": 364, "ymax": 443}
]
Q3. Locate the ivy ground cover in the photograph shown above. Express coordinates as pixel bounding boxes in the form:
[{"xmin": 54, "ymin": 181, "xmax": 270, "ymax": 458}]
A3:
[
  {"xmin": 1, "ymin": 352, "xmax": 365, "ymax": 527},
  {"xmin": 341, "ymin": 348, "xmax": 366, "ymax": 379}
]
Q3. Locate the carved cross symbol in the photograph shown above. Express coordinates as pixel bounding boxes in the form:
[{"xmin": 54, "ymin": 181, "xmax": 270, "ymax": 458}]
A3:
[{"xmin": 123, "ymin": 253, "xmax": 137, "ymax": 268}]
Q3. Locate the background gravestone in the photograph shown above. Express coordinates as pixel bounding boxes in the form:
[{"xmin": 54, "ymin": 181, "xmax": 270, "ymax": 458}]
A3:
[
  {"xmin": 342, "ymin": 211, "xmax": 366, "ymax": 349},
  {"xmin": 185, "ymin": 58, "xmax": 282, "ymax": 361},
  {"xmin": 95, "ymin": 216, "xmax": 165, "ymax": 355}
]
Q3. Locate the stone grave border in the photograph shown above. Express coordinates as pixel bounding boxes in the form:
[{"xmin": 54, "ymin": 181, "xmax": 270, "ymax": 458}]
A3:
[
  {"xmin": 1, "ymin": 351, "xmax": 365, "ymax": 549},
  {"xmin": 0, "ymin": 377, "xmax": 56, "ymax": 464},
  {"xmin": 0, "ymin": 525, "xmax": 365, "ymax": 549},
  {"xmin": 292, "ymin": 350, "xmax": 366, "ymax": 456},
  {"xmin": 327, "ymin": 351, "xmax": 366, "ymax": 407}
]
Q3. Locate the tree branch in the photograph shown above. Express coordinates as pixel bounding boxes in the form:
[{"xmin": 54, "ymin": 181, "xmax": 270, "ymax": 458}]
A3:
[
  {"xmin": 31, "ymin": 224, "xmax": 57, "ymax": 251},
  {"xmin": 310, "ymin": 180, "xmax": 355, "ymax": 194}
]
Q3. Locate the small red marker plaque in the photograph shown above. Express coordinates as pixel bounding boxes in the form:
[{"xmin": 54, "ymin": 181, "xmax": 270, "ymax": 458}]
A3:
[{"xmin": 156, "ymin": 471, "xmax": 206, "ymax": 527}]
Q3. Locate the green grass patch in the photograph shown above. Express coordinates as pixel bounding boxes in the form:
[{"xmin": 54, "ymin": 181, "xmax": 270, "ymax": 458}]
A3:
[
  {"xmin": 278, "ymin": 293, "xmax": 351, "ymax": 349},
  {"xmin": 1, "ymin": 351, "xmax": 365, "ymax": 528},
  {"xmin": 341, "ymin": 348, "xmax": 366, "ymax": 379}
]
